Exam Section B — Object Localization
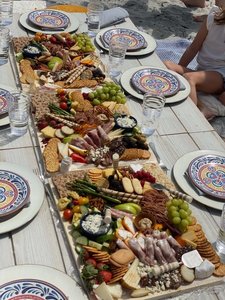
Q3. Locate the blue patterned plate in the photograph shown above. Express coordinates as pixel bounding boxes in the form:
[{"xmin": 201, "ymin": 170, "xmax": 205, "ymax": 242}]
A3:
[
  {"xmin": 28, "ymin": 10, "xmax": 70, "ymax": 29},
  {"xmin": 0, "ymin": 279, "xmax": 67, "ymax": 300},
  {"xmin": 188, "ymin": 154, "xmax": 225, "ymax": 199},
  {"xmin": 0, "ymin": 88, "xmax": 14, "ymax": 116},
  {"xmin": 102, "ymin": 28, "xmax": 146, "ymax": 51},
  {"xmin": 131, "ymin": 68, "xmax": 180, "ymax": 96},
  {"xmin": 0, "ymin": 170, "xmax": 30, "ymax": 218}
]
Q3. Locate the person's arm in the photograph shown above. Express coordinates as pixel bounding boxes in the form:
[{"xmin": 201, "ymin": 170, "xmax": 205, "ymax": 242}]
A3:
[{"xmin": 179, "ymin": 19, "xmax": 208, "ymax": 67}]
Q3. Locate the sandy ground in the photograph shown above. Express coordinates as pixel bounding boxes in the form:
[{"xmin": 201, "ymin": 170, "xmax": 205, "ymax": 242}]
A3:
[
  {"xmin": 47, "ymin": 0, "xmax": 225, "ymax": 138},
  {"xmin": 48, "ymin": 0, "xmax": 211, "ymax": 39}
]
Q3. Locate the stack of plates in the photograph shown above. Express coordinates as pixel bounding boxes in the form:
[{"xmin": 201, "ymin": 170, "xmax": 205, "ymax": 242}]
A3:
[
  {"xmin": 28, "ymin": 9, "xmax": 70, "ymax": 30},
  {"xmin": 96, "ymin": 27, "xmax": 157, "ymax": 57},
  {"xmin": 187, "ymin": 154, "xmax": 225, "ymax": 200},
  {"xmin": 120, "ymin": 66, "xmax": 191, "ymax": 103},
  {"xmin": 0, "ymin": 162, "xmax": 44, "ymax": 234},
  {"xmin": 173, "ymin": 150, "xmax": 225, "ymax": 210},
  {"xmin": 0, "ymin": 87, "xmax": 14, "ymax": 127},
  {"xmin": 19, "ymin": 10, "xmax": 79, "ymax": 34}
]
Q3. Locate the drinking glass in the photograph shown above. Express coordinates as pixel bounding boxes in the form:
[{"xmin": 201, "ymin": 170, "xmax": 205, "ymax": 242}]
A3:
[
  {"xmin": 0, "ymin": 0, "xmax": 13, "ymax": 26},
  {"xmin": 87, "ymin": 1, "xmax": 103, "ymax": 37},
  {"xmin": 0, "ymin": 26, "xmax": 10, "ymax": 65},
  {"xmin": 141, "ymin": 93, "xmax": 166, "ymax": 137},
  {"xmin": 8, "ymin": 91, "xmax": 30, "ymax": 136},
  {"xmin": 108, "ymin": 37, "xmax": 128, "ymax": 77},
  {"xmin": 216, "ymin": 203, "xmax": 225, "ymax": 255}
]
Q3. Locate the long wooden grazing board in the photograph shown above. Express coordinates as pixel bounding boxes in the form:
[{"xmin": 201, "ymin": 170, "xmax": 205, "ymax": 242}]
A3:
[
  {"xmin": 30, "ymin": 88, "xmax": 153, "ymax": 175},
  {"xmin": 50, "ymin": 163, "xmax": 224, "ymax": 300}
]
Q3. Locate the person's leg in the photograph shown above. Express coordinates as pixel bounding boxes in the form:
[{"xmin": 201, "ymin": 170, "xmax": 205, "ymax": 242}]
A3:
[
  {"xmin": 218, "ymin": 92, "xmax": 225, "ymax": 105},
  {"xmin": 183, "ymin": 70, "xmax": 224, "ymax": 105},
  {"xmin": 182, "ymin": 0, "xmax": 205, "ymax": 7},
  {"xmin": 164, "ymin": 60, "xmax": 192, "ymax": 75}
]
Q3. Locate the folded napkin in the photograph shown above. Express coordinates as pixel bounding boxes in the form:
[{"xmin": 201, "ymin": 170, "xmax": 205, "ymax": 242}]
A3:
[{"xmin": 100, "ymin": 7, "xmax": 129, "ymax": 28}]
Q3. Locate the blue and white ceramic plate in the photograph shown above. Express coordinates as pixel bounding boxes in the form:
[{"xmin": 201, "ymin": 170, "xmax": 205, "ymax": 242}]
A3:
[
  {"xmin": 0, "ymin": 88, "xmax": 14, "ymax": 116},
  {"xmin": 188, "ymin": 154, "xmax": 225, "ymax": 199},
  {"xmin": 28, "ymin": 10, "xmax": 70, "ymax": 29},
  {"xmin": 102, "ymin": 28, "xmax": 146, "ymax": 51},
  {"xmin": 0, "ymin": 265, "xmax": 87, "ymax": 300},
  {"xmin": 0, "ymin": 279, "xmax": 67, "ymax": 300},
  {"xmin": 0, "ymin": 170, "xmax": 30, "ymax": 218},
  {"xmin": 131, "ymin": 68, "xmax": 180, "ymax": 96}
]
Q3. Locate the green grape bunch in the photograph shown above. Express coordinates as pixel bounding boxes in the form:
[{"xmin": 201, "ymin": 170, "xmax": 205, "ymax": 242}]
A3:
[
  {"xmin": 88, "ymin": 82, "xmax": 127, "ymax": 106},
  {"xmin": 166, "ymin": 198, "xmax": 193, "ymax": 233},
  {"xmin": 73, "ymin": 33, "xmax": 95, "ymax": 53}
]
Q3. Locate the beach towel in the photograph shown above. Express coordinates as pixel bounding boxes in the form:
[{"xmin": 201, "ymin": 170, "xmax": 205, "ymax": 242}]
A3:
[{"xmin": 155, "ymin": 38, "xmax": 197, "ymax": 70}]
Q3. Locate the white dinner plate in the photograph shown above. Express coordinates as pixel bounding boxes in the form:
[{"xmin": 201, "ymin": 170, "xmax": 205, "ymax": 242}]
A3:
[
  {"xmin": 0, "ymin": 162, "xmax": 44, "ymax": 234},
  {"xmin": 96, "ymin": 27, "xmax": 157, "ymax": 56},
  {"xmin": 120, "ymin": 66, "xmax": 191, "ymax": 104},
  {"xmin": 28, "ymin": 9, "xmax": 70, "ymax": 29},
  {"xmin": 0, "ymin": 84, "xmax": 16, "ymax": 128},
  {"xmin": 0, "ymin": 265, "xmax": 87, "ymax": 299},
  {"xmin": 19, "ymin": 11, "xmax": 79, "ymax": 34},
  {"xmin": 173, "ymin": 150, "xmax": 225, "ymax": 210}
]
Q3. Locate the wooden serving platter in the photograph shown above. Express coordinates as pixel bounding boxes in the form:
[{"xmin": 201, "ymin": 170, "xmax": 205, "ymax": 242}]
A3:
[{"xmin": 50, "ymin": 163, "xmax": 224, "ymax": 300}]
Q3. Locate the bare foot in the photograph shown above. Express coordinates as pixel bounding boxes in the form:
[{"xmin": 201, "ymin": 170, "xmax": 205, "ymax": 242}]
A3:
[
  {"xmin": 182, "ymin": 0, "xmax": 205, "ymax": 8},
  {"xmin": 193, "ymin": 14, "xmax": 207, "ymax": 22}
]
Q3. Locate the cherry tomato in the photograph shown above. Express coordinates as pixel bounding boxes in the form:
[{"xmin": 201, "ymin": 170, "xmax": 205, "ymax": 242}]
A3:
[
  {"xmin": 78, "ymin": 197, "xmax": 89, "ymax": 205},
  {"xmin": 72, "ymin": 205, "xmax": 81, "ymax": 213},
  {"xmin": 60, "ymin": 102, "xmax": 68, "ymax": 110},
  {"xmin": 63, "ymin": 209, "xmax": 73, "ymax": 221}
]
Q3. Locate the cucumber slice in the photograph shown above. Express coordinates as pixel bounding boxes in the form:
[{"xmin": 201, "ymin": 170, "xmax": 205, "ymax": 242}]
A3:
[
  {"xmin": 80, "ymin": 205, "xmax": 89, "ymax": 216},
  {"xmin": 76, "ymin": 236, "xmax": 88, "ymax": 246},
  {"xmin": 88, "ymin": 240, "xmax": 102, "ymax": 250},
  {"xmin": 71, "ymin": 230, "xmax": 81, "ymax": 240},
  {"xmin": 75, "ymin": 244, "xmax": 82, "ymax": 254},
  {"xmin": 96, "ymin": 234, "xmax": 114, "ymax": 244}
]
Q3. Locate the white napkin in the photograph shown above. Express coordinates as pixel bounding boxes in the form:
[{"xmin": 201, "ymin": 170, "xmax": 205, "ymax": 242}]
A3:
[{"xmin": 100, "ymin": 7, "xmax": 129, "ymax": 28}]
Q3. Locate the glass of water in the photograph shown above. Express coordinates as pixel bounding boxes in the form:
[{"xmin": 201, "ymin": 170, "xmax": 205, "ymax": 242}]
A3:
[
  {"xmin": 8, "ymin": 91, "xmax": 30, "ymax": 136},
  {"xmin": 108, "ymin": 36, "xmax": 128, "ymax": 78},
  {"xmin": 87, "ymin": 1, "xmax": 104, "ymax": 37},
  {"xmin": 141, "ymin": 93, "xmax": 166, "ymax": 137},
  {"xmin": 0, "ymin": 26, "xmax": 10, "ymax": 65},
  {"xmin": 216, "ymin": 203, "xmax": 225, "ymax": 255},
  {"xmin": 0, "ymin": 0, "xmax": 13, "ymax": 26}
]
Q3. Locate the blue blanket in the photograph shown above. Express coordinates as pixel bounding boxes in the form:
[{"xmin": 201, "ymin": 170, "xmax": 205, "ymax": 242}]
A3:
[{"xmin": 155, "ymin": 38, "xmax": 197, "ymax": 70}]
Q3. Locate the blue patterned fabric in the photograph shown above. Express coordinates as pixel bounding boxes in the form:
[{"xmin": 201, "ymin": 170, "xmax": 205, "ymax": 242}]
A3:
[{"xmin": 155, "ymin": 38, "xmax": 198, "ymax": 70}]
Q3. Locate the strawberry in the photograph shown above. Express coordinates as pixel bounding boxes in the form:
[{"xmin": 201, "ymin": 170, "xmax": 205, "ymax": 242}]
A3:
[
  {"xmin": 99, "ymin": 270, "xmax": 112, "ymax": 283},
  {"xmin": 86, "ymin": 258, "xmax": 97, "ymax": 267}
]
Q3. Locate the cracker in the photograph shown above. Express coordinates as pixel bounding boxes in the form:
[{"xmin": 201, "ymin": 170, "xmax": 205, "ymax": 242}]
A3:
[
  {"xmin": 213, "ymin": 263, "xmax": 225, "ymax": 276},
  {"xmin": 43, "ymin": 138, "xmax": 60, "ymax": 173}
]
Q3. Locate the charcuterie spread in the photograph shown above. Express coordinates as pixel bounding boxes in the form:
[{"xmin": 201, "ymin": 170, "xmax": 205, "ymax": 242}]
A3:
[
  {"xmin": 31, "ymin": 88, "xmax": 151, "ymax": 172},
  {"xmin": 52, "ymin": 163, "xmax": 224, "ymax": 300},
  {"xmin": 11, "ymin": 32, "xmax": 153, "ymax": 172},
  {"xmin": 12, "ymin": 32, "xmax": 104, "ymax": 90}
]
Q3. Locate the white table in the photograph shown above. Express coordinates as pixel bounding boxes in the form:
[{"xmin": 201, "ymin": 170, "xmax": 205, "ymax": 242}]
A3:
[{"xmin": 0, "ymin": 2, "xmax": 225, "ymax": 299}]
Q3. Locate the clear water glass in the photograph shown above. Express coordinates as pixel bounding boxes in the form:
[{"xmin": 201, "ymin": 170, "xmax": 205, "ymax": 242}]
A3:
[
  {"xmin": 8, "ymin": 92, "xmax": 30, "ymax": 136},
  {"xmin": 108, "ymin": 37, "xmax": 128, "ymax": 77},
  {"xmin": 87, "ymin": 1, "xmax": 103, "ymax": 37},
  {"xmin": 141, "ymin": 93, "xmax": 166, "ymax": 137},
  {"xmin": 0, "ymin": 0, "xmax": 13, "ymax": 26},
  {"xmin": 0, "ymin": 26, "xmax": 10, "ymax": 65},
  {"xmin": 216, "ymin": 203, "xmax": 225, "ymax": 255}
]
